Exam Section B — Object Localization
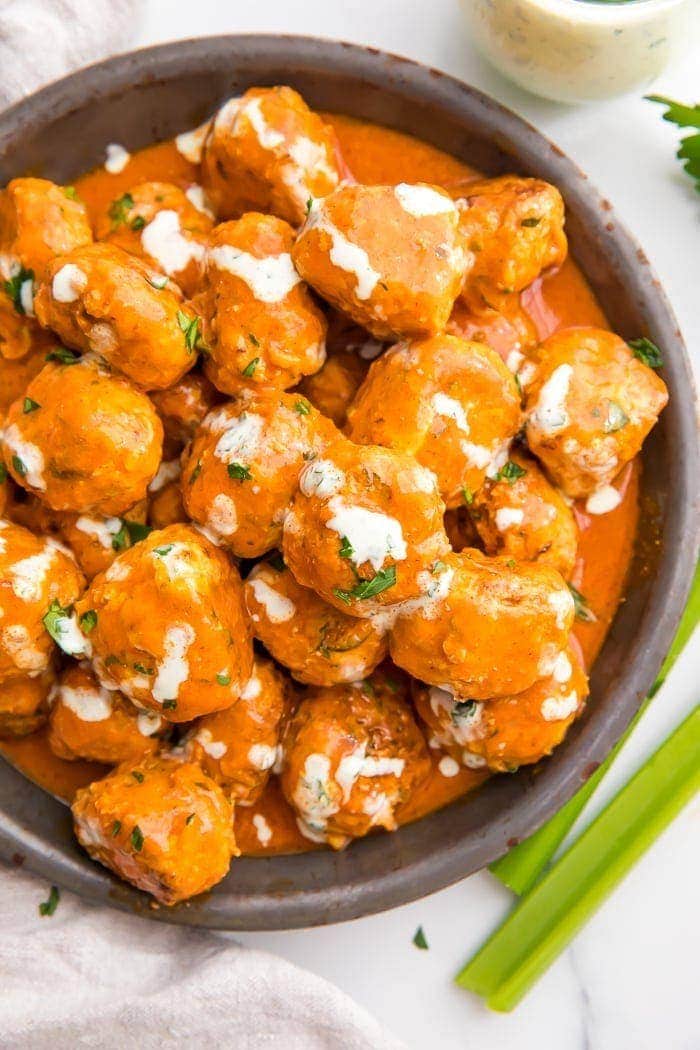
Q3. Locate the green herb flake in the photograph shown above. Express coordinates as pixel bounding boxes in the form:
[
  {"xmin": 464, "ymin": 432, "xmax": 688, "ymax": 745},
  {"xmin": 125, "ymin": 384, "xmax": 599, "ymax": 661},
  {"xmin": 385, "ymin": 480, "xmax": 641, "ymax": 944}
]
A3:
[
  {"xmin": 629, "ymin": 337, "xmax": 663, "ymax": 369},
  {"xmin": 153, "ymin": 544, "xmax": 174, "ymax": 557},
  {"xmin": 162, "ymin": 699, "xmax": 177, "ymax": 711},
  {"xmin": 248, "ymin": 333, "xmax": 260, "ymax": 347},
  {"xmin": 305, "ymin": 197, "xmax": 313, "ymax": 215},
  {"xmin": 111, "ymin": 522, "xmax": 129, "ymax": 551},
  {"xmin": 42, "ymin": 600, "xmax": 80, "ymax": 652},
  {"xmin": 130, "ymin": 826, "xmax": 144, "ymax": 852},
  {"xmin": 11, "ymin": 455, "xmax": 27, "ymax": 477},
  {"xmin": 495, "ymin": 460, "xmax": 527, "ymax": 485},
  {"xmin": 294, "ymin": 399, "xmax": 311, "ymax": 416},
  {"xmin": 603, "ymin": 401, "xmax": 629, "ymax": 434},
  {"xmin": 338, "ymin": 535, "xmax": 354, "ymax": 560},
  {"xmin": 79, "ymin": 610, "xmax": 98, "ymax": 634},
  {"xmin": 131, "ymin": 770, "xmax": 145, "ymax": 783},
  {"xmin": 521, "ymin": 217, "xmax": 541, "ymax": 228},
  {"xmin": 189, "ymin": 461, "xmax": 202, "ymax": 485},
  {"xmin": 177, "ymin": 310, "xmax": 204, "ymax": 354},
  {"xmin": 432, "ymin": 560, "xmax": 447, "ymax": 574},
  {"xmin": 413, "ymin": 925, "xmax": 429, "ymax": 950},
  {"xmin": 242, "ymin": 356, "xmax": 260, "ymax": 377},
  {"xmin": 108, "ymin": 192, "xmax": 135, "ymax": 228},
  {"xmin": 185, "ymin": 813, "xmax": 196, "ymax": 825},
  {"xmin": 3, "ymin": 266, "xmax": 34, "ymax": 315},
  {"xmin": 227, "ymin": 462, "xmax": 252, "ymax": 481},
  {"xmin": 216, "ymin": 672, "xmax": 231, "ymax": 686},
  {"xmin": 506, "ymin": 558, "xmax": 516, "ymax": 569},
  {"xmin": 22, "ymin": 397, "xmax": 40, "ymax": 414},
  {"xmin": 46, "ymin": 346, "xmax": 80, "ymax": 365},
  {"xmin": 125, "ymin": 520, "xmax": 151, "ymax": 544},
  {"xmin": 111, "ymin": 820, "xmax": 122, "ymax": 837},
  {"xmin": 130, "ymin": 215, "xmax": 146, "ymax": 231},
  {"xmin": 568, "ymin": 583, "xmax": 597, "ymax": 624},
  {"xmin": 63, "ymin": 186, "xmax": 78, "ymax": 200},
  {"xmin": 133, "ymin": 662, "xmax": 154, "ymax": 675},
  {"xmin": 462, "ymin": 486, "xmax": 474, "ymax": 506},
  {"xmin": 38, "ymin": 885, "xmax": 60, "ymax": 918},
  {"xmin": 646, "ymin": 95, "xmax": 700, "ymax": 194},
  {"xmin": 334, "ymin": 565, "xmax": 397, "ymax": 604}
]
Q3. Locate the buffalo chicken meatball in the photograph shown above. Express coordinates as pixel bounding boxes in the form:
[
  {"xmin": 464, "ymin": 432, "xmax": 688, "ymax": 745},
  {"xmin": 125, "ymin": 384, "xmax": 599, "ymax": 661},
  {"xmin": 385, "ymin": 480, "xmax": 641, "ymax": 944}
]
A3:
[
  {"xmin": 0, "ymin": 520, "xmax": 84, "ymax": 682},
  {"xmin": 197, "ymin": 214, "xmax": 327, "ymax": 393},
  {"xmin": 33, "ymin": 242, "xmax": 199, "ymax": 391},
  {"xmin": 1, "ymin": 356, "xmax": 163, "ymax": 515},
  {"xmin": 282, "ymin": 440, "xmax": 449, "ymax": 617},
  {"xmin": 280, "ymin": 676, "xmax": 430, "ymax": 848},
  {"xmin": 298, "ymin": 347, "xmax": 369, "ymax": 428},
  {"xmin": 244, "ymin": 557, "xmax": 389, "ymax": 685},
  {"xmin": 181, "ymin": 391, "xmax": 337, "ymax": 555},
  {"xmin": 75, "ymin": 524, "xmax": 253, "ymax": 722},
  {"xmin": 95, "ymin": 181, "xmax": 213, "ymax": 296},
  {"xmin": 48, "ymin": 662, "xmax": 165, "ymax": 764},
  {"xmin": 201, "ymin": 86, "xmax": 343, "ymax": 226},
  {"xmin": 346, "ymin": 334, "xmax": 521, "ymax": 506},
  {"xmin": 389, "ymin": 550, "xmax": 574, "ymax": 699},
  {"xmin": 185, "ymin": 657, "xmax": 290, "ymax": 805},
  {"xmin": 470, "ymin": 450, "xmax": 578, "ymax": 578},
  {"xmin": 456, "ymin": 175, "xmax": 567, "ymax": 305},
  {"xmin": 148, "ymin": 480, "xmax": 187, "ymax": 529},
  {"xmin": 72, "ymin": 754, "xmax": 236, "ymax": 905},
  {"xmin": 524, "ymin": 327, "xmax": 668, "ymax": 501},
  {"xmin": 0, "ymin": 667, "xmax": 55, "ymax": 737},
  {"xmin": 52, "ymin": 503, "xmax": 150, "ymax": 581},
  {"xmin": 413, "ymin": 644, "xmax": 588, "ymax": 772},
  {"xmin": 150, "ymin": 371, "xmax": 221, "ymax": 452},
  {"xmin": 292, "ymin": 183, "xmax": 467, "ymax": 340}
]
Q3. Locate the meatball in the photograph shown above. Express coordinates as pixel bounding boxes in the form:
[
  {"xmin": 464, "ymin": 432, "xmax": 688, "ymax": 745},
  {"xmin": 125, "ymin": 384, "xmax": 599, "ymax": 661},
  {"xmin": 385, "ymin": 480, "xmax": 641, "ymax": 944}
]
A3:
[
  {"xmin": 456, "ymin": 175, "xmax": 567, "ymax": 304},
  {"xmin": 0, "ymin": 667, "xmax": 55, "ymax": 737},
  {"xmin": 470, "ymin": 450, "xmax": 578, "ymax": 578},
  {"xmin": 244, "ymin": 557, "xmax": 389, "ymax": 685},
  {"xmin": 298, "ymin": 348, "xmax": 369, "ymax": 428},
  {"xmin": 48, "ymin": 662, "xmax": 165, "ymax": 763},
  {"xmin": 95, "ymin": 181, "xmax": 213, "ymax": 296},
  {"xmin": 33, "ymin": 243, "xmax": 199, "ymax": 391},
  {"xmin": 0, "ymin": 521, "xmax": 85, "ymax": 683},
  {"xmin": 150, "ymin": 371, "xmax": 221, "ymax": 452},
  {"xmin": 282, "ymin": 439, "xmax": 449, "ymax": 617},
  {"xmin": 1, "ymin": 356, "xmax": 163, "ymax": 515},
  {"xmin": 52, "ymin": 503, "xmax": 150, "ymax": 581},
  {"xmin": 389, "ymin": 550, "xmax": 574, "ymax": 699},
  {"xmin": 185, "ymin": 657, "xmax": 290, "ymax": 805},
  {"xmin": 280, "ymin": 675, "xmax": 430, "ymax": 848},
  {"xmin": 72, "ymin": 755, "xmax": 236, "ymax": 905},
  {"xmin": 75, "ymin": 524, "xmax": 253, "ymax": 722},
  {"xmin": 292, "ymin": 183, "xmax": 467, "ymax": 340},
  {"xmin": 0, "ymin": 177, "xmax": 92, "ymax": 285},
  {"xmin": 148, "ymin": 480, "xmax": 187, "ymax": 529},
  {"xmin": 181, "ymin": 390, "xmax": 337, "ymax": 556},
  {"xmin": 524, "ymin": 327, "xmax": 668, "ymax": 500},
  {"xmin": 347, "ymin": 335, "xmax": 521, "ymax": 506},
  {"xmin": 201, "ymin": 86, "xmax": 343, "ymax": 226},
  {"xmin": 413, "ymin": 644, "xmax": 588, "ymax": 772}
]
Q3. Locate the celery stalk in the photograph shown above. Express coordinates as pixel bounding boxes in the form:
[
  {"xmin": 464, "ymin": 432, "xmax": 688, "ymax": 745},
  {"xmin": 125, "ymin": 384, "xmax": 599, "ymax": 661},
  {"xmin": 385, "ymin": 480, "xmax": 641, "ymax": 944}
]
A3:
[
  {"xmin": 456, "ymin": 704, "xmax": 700, "ymax": 1011},
  {"xmin": 491, "ymin": 561, "xmax": 700, "ymax": 895}
]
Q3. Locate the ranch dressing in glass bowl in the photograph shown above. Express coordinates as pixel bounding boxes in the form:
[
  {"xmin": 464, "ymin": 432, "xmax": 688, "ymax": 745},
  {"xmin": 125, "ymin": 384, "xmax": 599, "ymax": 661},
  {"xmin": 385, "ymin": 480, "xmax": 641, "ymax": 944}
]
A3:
[{"xmin": 460, "ymin": 0, "xmax": 699, "ymax": 103}]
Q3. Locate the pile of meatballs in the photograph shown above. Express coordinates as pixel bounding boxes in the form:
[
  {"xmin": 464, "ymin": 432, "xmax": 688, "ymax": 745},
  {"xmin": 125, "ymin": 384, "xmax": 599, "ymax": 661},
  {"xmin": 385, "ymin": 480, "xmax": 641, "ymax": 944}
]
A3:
[{"xmin": 0, "ymin": 85, "xmax": 668, "ymax": 905}]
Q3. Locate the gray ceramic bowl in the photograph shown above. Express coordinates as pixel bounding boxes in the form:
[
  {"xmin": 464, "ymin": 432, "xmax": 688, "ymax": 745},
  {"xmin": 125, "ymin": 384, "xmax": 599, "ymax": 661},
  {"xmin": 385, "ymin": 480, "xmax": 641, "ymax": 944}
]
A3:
[{"xmin": 0, "ymin": 36, "xmax": 697, "ymax": 930}]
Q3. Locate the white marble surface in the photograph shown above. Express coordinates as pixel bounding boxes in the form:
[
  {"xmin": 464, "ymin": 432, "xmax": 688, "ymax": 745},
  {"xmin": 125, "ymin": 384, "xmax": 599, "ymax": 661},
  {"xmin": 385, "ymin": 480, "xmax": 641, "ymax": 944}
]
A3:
[{"xmin": 131, "ymin": 6, "xmax": 700, "ymax": 1047}]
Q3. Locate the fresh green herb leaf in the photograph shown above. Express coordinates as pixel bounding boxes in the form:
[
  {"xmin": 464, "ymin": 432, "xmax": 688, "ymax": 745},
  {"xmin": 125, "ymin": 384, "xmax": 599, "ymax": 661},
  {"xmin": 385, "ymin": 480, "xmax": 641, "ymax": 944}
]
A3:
[
  {"xmin": 43, "ymin": 600, "xmax": 83, "ymax": 653},
  {"xmin": 63, "ymin": 186, "xmax": 78, "ymax": 200},
  {"xmin": 130, "ymin": 215, "xmax": 146, "ymax": 231},
  {"xmin": 111, "ymin": 820, "xmax": 122, "ymax": 837},
  {"xmin": 462, "ymin": 486, "xmax": 474, "ymax": 506},
  {"xmin": 124, "ymin": 519, "xmax": 151, "ymax": 544},
  {"xmin": 130, "ymin": 826, "xmax": 144, "ymax": 851},
  {"xmin": 495, "ymin": 460, "xmax": 527, "ymax": 484},
  {"xmin": 568, "ymin": 583, "xmax": 597, "ymax": 624},
  {"xmin": 38, "ymin": 885, "xmax": 60, "ymax": 917},
  {"xmin": 133, "ymin": 662, "xmax": 154, "ymax": 675},
  {"xmin": 162, "ymin": 699, "xmax": 177, "ymax": 711},
  {"xmin": 521, "ymin": 217, "xmax": 541, "ymax": 228},
  {"xmin": 177, "ymin": 310, "xmax": 204, "ymax": 353},
  {"xmin": 79, "ymin": 610, "xmax": 98, "ymax": 634},
  {"xmin": 11, "ymin": 455, "xmax": 27, "ymax": 477},
  {"xmin": 294, "ymin": 399, "xmax": 311, "ymax": 416},
  {"xmin": 646, "ymin": 95, "xmax": 700, "ymax": 194},
  {"xmin": 154, "ymin": 544, "xmax": 174, "ymax": 556},
  {"xmin": 242, "ymin": 356, "xmax": 260, "ymax": 377},
  {"xmin": 189, "ymin": 461, "xmax": 202, "ymax": 484},
  {"xmin": 248, "ymin": 332, "xmax": 260, "ymax": 347},
  {"xmin": 3, "ymin": 266, "xmax": 34, "ymax": 315},
  {"xmin": 306, "ymin": 197, "xmax": 313, "ymax": 215},
  {"xmin": 108, "ymin": 192, "xmax": 135, "ymax": 228},
  {"xmin": 506, "ymin": 558, "xmax": 516, "ymax": 569},
  {"xmin": 334, "ymin": 565, "xmax": 397, "ymax": 604},
  {"xmin": 111, "ymin": 523, "xmax": 129, "ymax": 551},
  {"xmin": 23, "ymin": 397, "xmax": 40, "ymax": 414},
  {"xmin": 338, "ymin": 536, "xmax": 354, "ymax": 560},
  {"xmin": 131, "ymin": 770, "xmax": 145, "ymax": 783},
  {"xmin": 216, "ymin": 672, "xmax": 231, "ymax": 686},
  {"xmin": 629, "ymin": 337, "xmax": 663, "ymax": 369},
  {"xmin": 413, "ymin": 925, "xmax": 429, "ymax": 950},
  {"xmin": 603, "ymin": 400, "xmax": 629, "ymax": 434},
  {"xmin": 227, "ymin": 462, "xmax": 252, "ymax": 481},
  {"xmin": 46, "ymin": 346, "xmax": 80, "ymax": 365}
]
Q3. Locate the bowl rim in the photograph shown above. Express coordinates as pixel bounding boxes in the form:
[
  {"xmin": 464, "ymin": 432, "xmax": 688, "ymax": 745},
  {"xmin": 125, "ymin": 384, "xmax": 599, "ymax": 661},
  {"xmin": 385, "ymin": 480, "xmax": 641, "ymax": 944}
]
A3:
[{"xmin": 0, "ymin": 33, "xmax": 698, "ymax": 930}]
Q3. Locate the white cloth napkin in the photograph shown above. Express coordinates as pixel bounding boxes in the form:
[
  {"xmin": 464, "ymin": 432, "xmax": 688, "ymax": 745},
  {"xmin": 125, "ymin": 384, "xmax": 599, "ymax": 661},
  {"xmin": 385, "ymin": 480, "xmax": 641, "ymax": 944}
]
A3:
[{"xmin": 0, "ymin": 5, "xmax": 405, "ymax": 1046}]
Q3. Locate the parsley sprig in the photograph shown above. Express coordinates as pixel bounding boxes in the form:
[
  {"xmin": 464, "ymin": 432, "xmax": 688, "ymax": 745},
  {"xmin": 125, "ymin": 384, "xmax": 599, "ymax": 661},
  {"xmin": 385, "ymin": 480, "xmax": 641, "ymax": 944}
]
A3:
[
  {"xmin": 646, "ymin": 95, "xmax": 700, "ymax": 194},
  {"xmin": 334, "ymin": 564, "xmax": 397, "ymax": 604}
]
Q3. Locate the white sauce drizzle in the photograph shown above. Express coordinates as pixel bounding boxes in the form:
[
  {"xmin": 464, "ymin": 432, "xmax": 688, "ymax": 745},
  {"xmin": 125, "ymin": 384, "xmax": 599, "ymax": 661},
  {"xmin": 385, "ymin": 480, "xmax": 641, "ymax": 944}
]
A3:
[
  {"xmin": 431, "ymin": 392, "xmax": 470, "ymax": 433},
  {"xmin": 209, "ymin": 244, "xmax": 300, "ymax": 303},
  {"xmin": 298, "ymin": 458, "xmax": 346, "ymax": 498},
  {"xmin": 3, "ymin": 425, "xmax": 45, "ymax": 489},
  {"xmin": 9, "ymin": 549, "xmax": 55, "ymax": 602},
  {"xmin": 141, "ymin": 210, "xmax": 205, "ymax": 276},
  {"xmin": 530, "ymin": 364, "xmax": 573, "ymax": 433},
  {"xmin": 541, "ymin": 691, "xmax": 579, "ymax": 722},
  {"xmin": 148, "ymin": 458, "xmax": 181, "ymax": 493},
  {"xmin": 152, "ymin": 623, "xmax": 195, "ymax": 704},
  {"xmin": 59, "ymin": 683, "xmax": 113, "ymax": 722},
  {"xmin": 248, "ymin": 743, "xmax": 277, "ymax": 771},
  {"xmin": 104, "ymin": 143, "xmax": 130, "ymax": 174},
  {"xmin": 75, "ymin": 515, "xmax": 123, "ymax": 549},
  {"xmin": 585, "ymin": 485, "xmax": 622, "ymax": 515},
  {"xmin": 394, "ymin": 183, "xmax": 456, "ymax": 217},
  {"xmin": 495, "ymin": 507, "xmax": 524, "ymax": 532},
  {"xmin": 52, "ymin": 263, "xmax": 87, "ymax": 303},
  {"xmin": 252, "ymin": 813, "xmax": 273, "ymax": 847},
  {"xmin": 213, "ymin": 412, "xmax": 264, "ymax": 464},
  {"xmin": 196, "ymin": 728, "xmax": 227, "ymax": 759},
  {"xmin": 248, "ymin": 577, "xmax": 296, "ymax": 623},
  {"xmin": 175, "ymin": 120, "xmax": 212, "ymax": 164},
  {"xmin": 304, "ymin": 199, "xmax": 380, "ymax": 301},
  {"xmin": 185, "ymin": 184, "xmax": 215, "ymax": 218},
  {"xmin": 325, "ymin": 499, "xmax": 407, "ymax": 572},
  {"xmin": 438, "ymin": 755, "xmax": 461, "ymax": 778},
  {"xmin": 207, "ymin": 493, "xmax": 238, "ymax": 537}
]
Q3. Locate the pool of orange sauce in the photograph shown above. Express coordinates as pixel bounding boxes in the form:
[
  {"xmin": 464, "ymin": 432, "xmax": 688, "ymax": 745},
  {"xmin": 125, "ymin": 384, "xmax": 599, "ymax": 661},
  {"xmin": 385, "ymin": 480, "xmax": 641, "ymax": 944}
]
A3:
[{"xmin": 1, "ymin": 113, "xmax": 639, "ymax": 858}]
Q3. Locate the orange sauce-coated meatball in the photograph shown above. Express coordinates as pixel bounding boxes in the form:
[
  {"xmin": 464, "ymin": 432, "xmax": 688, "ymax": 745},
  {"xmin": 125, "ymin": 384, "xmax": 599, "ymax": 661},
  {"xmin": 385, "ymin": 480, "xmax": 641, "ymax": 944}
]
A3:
[
  {"xmin": 413, "ymin": 643, "xmax": 588, "ymax": 772},
  {"xmin": 470, "ymin": 450, "xmax": 578, "ymax": 578},
  {"xmin": 0, "ymin": 667, "xmax": 55, "ymax": 738},
  {"xmin": 48, "ymin": 662, "xmax": 165, "ymax": 764},
  {"xmin": 148, "ymin": 479, "xmax": 187, "ymax": 530},
  {"xmin": 185, "ymin": 657, "xmax": 290, "ymax": 805},
  {"xmin": 33, "ymin": 242, "xmax": 199, "ymax": 391},
  {"xmin": 389, "ymin": 550, "xmax": 574, "ymax": 699},
  {"xmin": 1, "ymin": 357, "xmax": 163, "ymax": 515},
  {"xmin": 347, "ymin": 334, "xmax": 522, "ymax": 506},
  {"xmin": 52, "ymin": 502, "xmax": 150, "ymax": 581},
  {"xmin": 150, "ymin": 371, "xmax": 221, "ymax": 450},
  {"xmin": 282, "ymin": 439, "xmax": 449, "ymax": 617},
  {"xmin": 72, "ymin": 755, "xmax": 236, "ymax": 904},
  {"xmin": 292, "ymin": 183, "xmax": 467, "ymax": 340},
  {"xmin": 244, "ymin": 558, "xmax": 389, "ymax": 685},
  {"xmin": 0, "ymin": 520, "xmax": 85, "ymax": 683},
  {"xmin": 95, "ymin": 181, "xmax": 213, "ymax": 296},
  {"xmin": 280, "ymin": 675, "xmax": 430, "ymax": 848},
  {"xmin": 201, "ymin": 86, "xmax": 343, "ymax": 226},
  {"xmin": 181, "ymin": 391, "xmax": 338, "ymax": 556},
  {"xmin": 524, "ymin": 327, "xmax": 668, "ymax": 500},
  {"xmin": 298, "ymin": 348, "xmax": 370, "ymax": 428},
  {"xmin": 75, "ymin": 524, "xmax": 253, "ymax": 722},
  {"xmin": 197, "ymin": 214, "xmax": 327, "ymax": 393}
]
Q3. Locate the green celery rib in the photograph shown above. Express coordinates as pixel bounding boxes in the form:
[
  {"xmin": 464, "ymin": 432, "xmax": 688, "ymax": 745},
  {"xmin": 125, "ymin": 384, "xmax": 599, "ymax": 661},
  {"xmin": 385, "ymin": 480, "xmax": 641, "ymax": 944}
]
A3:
[
  {"xmin": 490, "ymin": 560, "xmax": 700, "ymax": 895},
  {"xmin": 456, "ymin": 704, "xmax": 700, "ymax": 1011}
]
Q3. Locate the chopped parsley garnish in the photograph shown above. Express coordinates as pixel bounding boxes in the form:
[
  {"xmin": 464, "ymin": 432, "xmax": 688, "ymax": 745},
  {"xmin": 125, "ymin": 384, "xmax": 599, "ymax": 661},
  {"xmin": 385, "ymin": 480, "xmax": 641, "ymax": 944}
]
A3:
[
  {"xmin": 189, "ymin": 461, "xmax": 202, "ymax": 484},
  {"xmin": 521, "ymin": 217, "xmax": 541, "ymax": 228},
  {"xmin": 111, "ymin": 820, "xmax": 122, "ymax": 837},
  {"xmin": 79, "ymin": 610, "xmax": 98, "ymax": 634},
  {"xmin": 177, "ymin": 310, "xmax": 204, "ymax": 353},
  {"xmin": 646, "ymin": 95, "xmax": 700, "ymax": 194},
  {"xmin": 305, "ymin": 197, "xmax": 313, "ymax": 215},
  {"xmin": 23, "ymin": 397, "xmax": 40, "ymax": 414},
  {"xmin": 11, "ymin": 455, "xmax": 27, "ymax": 477},
  {"xmin": 248, "ymin": 332, "xmax": 260, "ymax": 347},
  {"xmin": 242, "ymin": 356, "xmax": 260, "ymax": 377},
  {"xmin": 603, "ymin": 400, "xmax": 629, "ymax": 434},
  {"xmin": 185, "ymin": 813, "xmax": 196, "ymax": 825},
  {"xmin": 294, "ymin": 399, "xmax": 311, "ymax": 416},
  {"xmin": 131, "ymin": 770, "xmax": 145, "ymax": 783},
  {"xmin": 629, "ymin": 337, "xmax": 663, "ymax": 369},
  {"xmin": 130, "ymin": 826, "xmax": 144, "ymax": 852},
  {"xmin": 153, "ymin": 543, "xmax": 174, "ymax": 556},
  {"xmin": 413, "ymin": 925, "xmax": 429, "ymax": 950},
  {"xmin": 38, "ymin": 885, "xmax": 60, "ymax": 917},
  {"xmin": 162, "ymin": 699, "xmax": 177, "ymax": 711},
  {"xmin": 338, "ymin": 535, "xmax": 354, "ymax": 560},
  {"xmin": 216, "ymin": 672, "xmax": 231, "ymax": 686},
  {"xmin": 46, "ymin": 346, "xmax": 80, "ymax": 365},
  {"xmin": 227, "ymin": 462, "xmax": 252, "ymax": 481},
  {"xmin": 42, "ymin": 600, "xmax": 75, "ymax": 648},
  {"xmin": 3, "ymin": 266, "xmax": 34, "ymax": 315},
  {"xmin": 125, "ymin": 520, "xmax": 151, "ymax": 544},
  {"xmin": 130, "ymin": 215, "xmax": 146, "ymax": 231},
  {"xmin": 108, "ymin": 192, "xmax": 135, "ymax": 228},
  {"xmin": 63, "ymin": 186, "xmax": 78, "ymax": 200},
  {"xmin": 462, "ymin": 486, "xmax": 474, "ymax": 506},
  {"xmin": 111, "ymin": 523, "xmax": 129, "ymax": 551},
  {"xmin": 133, "ymin": 662, "xmax": 154, "ymax": 675},
  {"xmin": 568, "ymin": 583, "xmax": 597, "ymax": 624},
  {"xmin": 333, "ymin": 565, "xmax": 397, "ymax": 604},
  {"xmin": 495, "ymin": 460, "xmax": 527, "ymax": 484},
  {"xmin": 432, "ymin": 559, "xmax": 447, "ymax": 574}
]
